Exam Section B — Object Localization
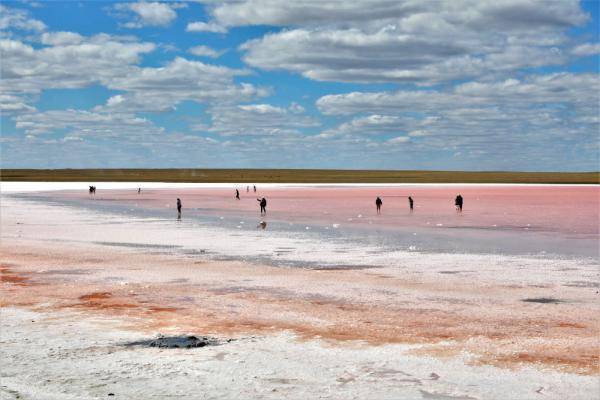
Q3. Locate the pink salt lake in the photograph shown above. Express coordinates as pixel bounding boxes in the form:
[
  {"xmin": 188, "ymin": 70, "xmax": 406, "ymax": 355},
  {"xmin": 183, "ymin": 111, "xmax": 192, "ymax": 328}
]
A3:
[{"xmin": 49, "ymin": 184, "xmax": 598, "ymax": 257}]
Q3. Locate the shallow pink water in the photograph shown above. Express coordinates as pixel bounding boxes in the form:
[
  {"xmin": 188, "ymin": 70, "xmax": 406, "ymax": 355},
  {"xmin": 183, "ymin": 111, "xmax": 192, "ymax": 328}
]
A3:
[{"xmin": 59, "ymin": 185, "xmax": 599, "ymax": 236}]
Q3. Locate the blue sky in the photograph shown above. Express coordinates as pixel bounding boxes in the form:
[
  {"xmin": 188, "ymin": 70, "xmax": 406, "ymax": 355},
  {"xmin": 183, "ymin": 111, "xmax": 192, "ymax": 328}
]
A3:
[{"xmin": 1, "ymin": 0, "xmax": 598, "ymax": 171}]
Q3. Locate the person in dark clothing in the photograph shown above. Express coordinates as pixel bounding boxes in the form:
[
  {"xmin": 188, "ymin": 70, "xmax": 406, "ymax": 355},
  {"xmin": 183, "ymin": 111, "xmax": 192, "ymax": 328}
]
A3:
[
  {"xmin": 455, "ymin": 195, "xmax": 463, "ymax": 212},
  {"xmin": 408, "ymin": 196, "xmax": 414, "ymax": 211},
  {"xmin": 176, "ymin": 198, "xmax": 182, "ymax": 218},
  {"xmin": 235, "ymin": 189, "xmax": 240, "ymax": 200},
  {"xmin": 257, "ymin": 197, "xmax": 267, "ymax": 214},
  {"xmin": 138, "ymin": 188, "xmax": 141, "ymax": 194},
  {"xmin": 253, "ymin": 185, "xmax": 257, "ymax": 193},
  {"xmin": 375, "ymin": 197, "xmax": 382, "ymax": 214}
]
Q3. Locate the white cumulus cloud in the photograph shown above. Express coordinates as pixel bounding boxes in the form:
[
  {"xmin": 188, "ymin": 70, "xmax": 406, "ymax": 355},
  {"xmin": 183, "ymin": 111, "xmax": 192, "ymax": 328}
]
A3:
[
  {"xmin": 188, "ymin": 45, "xmax": 224, "ymax": 58},
  {"xmin": 572, "ymin": 42, "xmax": 600, "ymax": 56},
  {"xmin": 114, "ymin": 1, "xmax": 180, "ymax": 28},
  {"xmin": 186, "ymin": 21, "xmax": 227, "ymax": 33}
]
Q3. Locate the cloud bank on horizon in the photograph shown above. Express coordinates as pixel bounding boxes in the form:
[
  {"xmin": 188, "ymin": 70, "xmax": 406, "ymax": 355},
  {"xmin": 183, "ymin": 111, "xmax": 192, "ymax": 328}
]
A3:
[{"xmin": 0, "ymin": 0, "xmax": 598, "ymax": 171}]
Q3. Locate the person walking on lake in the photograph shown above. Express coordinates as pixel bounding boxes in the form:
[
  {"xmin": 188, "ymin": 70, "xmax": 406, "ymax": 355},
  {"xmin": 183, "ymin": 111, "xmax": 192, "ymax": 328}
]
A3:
[
  {"xmin": 257, "ymin": 197, "xmax": 267, "ymax": 214},
  {"xmin": 455, "ymin": 194, "xmax": 463, "ymax": 212},
  {"xmin": 176, "ymin": 198, "xmax": 182, "ymax": 219},
  {"xmin": 253, "ymin": 185, "xmax": 257, "ymax": 193},
  {"xmin": 235, "ymin": 189, "xmax": 240, "ymax": 200},
  {"xmin": 375, "ymin": 197, "xmax": 383, "ymax": 214},
  {"xmin": 408, "ymin": 196, "xmax": 414, "ymax": 211}
]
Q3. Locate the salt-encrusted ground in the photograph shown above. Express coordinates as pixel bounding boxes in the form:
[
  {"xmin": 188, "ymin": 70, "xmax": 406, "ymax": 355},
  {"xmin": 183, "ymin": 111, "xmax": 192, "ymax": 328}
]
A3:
[
  {"xmin": 1, "ymin": 183, "xmax": 598, "ymax": 399},
  {"xmin": 2, "ymin": 307, "xmax": 597, "ymax": 400}
]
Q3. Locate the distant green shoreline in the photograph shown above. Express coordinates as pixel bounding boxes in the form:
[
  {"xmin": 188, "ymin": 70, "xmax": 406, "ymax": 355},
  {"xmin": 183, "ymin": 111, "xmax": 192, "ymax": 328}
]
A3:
[{"xmin": 1, "ymin": 169, "xmax": 598, "ymax": 184}]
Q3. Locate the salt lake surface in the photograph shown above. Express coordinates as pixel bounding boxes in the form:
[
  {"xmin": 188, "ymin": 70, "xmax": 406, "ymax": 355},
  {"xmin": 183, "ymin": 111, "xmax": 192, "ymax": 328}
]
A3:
[
  {"xmin": 1, "ymin": 182, "xmax": 599, "ymax": 399},
  {"xmin": 8, "ymin": 182, "xmax": 598, "ymax": 259}
]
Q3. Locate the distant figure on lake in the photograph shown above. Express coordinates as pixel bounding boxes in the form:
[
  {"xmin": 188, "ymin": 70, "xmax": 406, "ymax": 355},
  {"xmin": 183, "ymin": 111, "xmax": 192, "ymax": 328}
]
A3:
[
  {"xmin": 246, "ymin": 186, "xmax": 249, "ymax": 193},
  {"xmin": 455, "ymin": 194, "xmax": 463, "ymax": 212},
  {"xmin": 177, "ymin": 198, "xmax": 182, "ymax": 219},
  {"xmin": 253, "ymin": 185, "xmax": 257, "ymax": 193},
  {"xmin": 257, "ymin": 197, "xmax": 267, "ymax": 214},
  {"xmin": 408, "ymin": 196, "xmax": 414, "ymax": 211},
  {"xmin": 257, "ymin": 220, "xmax": 267, "ymax": 230},
  {"xmin": 235, "ymin": 189, "xmax": 240, "ymax": 200},
  {"xmin": 89, "ymin": 186, "xmax": 96, "ymax": 195},
  {"xmin": 375, "ymin": 197, "xmax": 382, "ymax": 214},
  {"xmin": 138, "ymin": 188, "xmax": 141, "ymax": 194}
]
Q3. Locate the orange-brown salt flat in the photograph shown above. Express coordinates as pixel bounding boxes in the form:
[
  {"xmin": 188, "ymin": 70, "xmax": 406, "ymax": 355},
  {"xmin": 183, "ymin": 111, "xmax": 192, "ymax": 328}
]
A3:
[{"xmin": 2, "ymin": 238, "xmax": 598, "ymax": 375}]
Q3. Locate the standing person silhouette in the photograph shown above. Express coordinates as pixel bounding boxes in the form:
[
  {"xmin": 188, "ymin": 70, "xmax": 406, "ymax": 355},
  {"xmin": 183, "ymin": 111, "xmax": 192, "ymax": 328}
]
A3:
[
  {"xmin": 253, "ymin": 185, "xmax": 257, "ymax": 193},
  {"xmin": 408, "ymin": 196, "xmax": 414, "ymax": 211},
  {"xmin": 455, "ymin": 194, "xmax": 463, "ymax": 212},
  {"xmin": 235, "ymin": 189, "xmax": 240, "ymax": 200},
  {"xmin": 176, "ymin": 198, "xmax": 182, "ymax": 219},
  {"xmin": 257, "ymin": 197, "xmax": 267, "ymax": 214},
  {"xmin": 375, "ymin": 197, "xmax": 382, "ymax": 214}
]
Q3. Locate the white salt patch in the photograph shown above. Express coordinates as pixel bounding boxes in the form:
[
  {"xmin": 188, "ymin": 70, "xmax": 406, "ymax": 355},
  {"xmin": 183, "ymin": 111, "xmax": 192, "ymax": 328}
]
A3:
[{"xmin": 2, "ymin": 307, "xmax": 596, "ymax": 400}]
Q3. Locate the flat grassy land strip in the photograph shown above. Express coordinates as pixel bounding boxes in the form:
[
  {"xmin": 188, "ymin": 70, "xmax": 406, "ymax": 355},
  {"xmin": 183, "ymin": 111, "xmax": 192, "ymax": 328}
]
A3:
[{"xmin": 2, "ymin": 169, "xmax": 598, "ymax": 184}]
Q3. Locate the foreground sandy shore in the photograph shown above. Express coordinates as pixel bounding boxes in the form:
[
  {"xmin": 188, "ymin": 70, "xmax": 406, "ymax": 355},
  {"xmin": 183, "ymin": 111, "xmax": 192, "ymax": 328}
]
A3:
[{"xmin": 1, "ymin": 189, "xmax": 599, "ymax": 399}]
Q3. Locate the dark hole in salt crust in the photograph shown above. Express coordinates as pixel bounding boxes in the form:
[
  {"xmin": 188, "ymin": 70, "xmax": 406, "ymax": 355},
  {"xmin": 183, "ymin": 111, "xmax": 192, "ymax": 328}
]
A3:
[
  {"xmin": 123, "ymin": 335, "xmax": 232, "ymax": 349},
  {"xmin": 521, "ymin": 297, "xmax": 564, "ymax": 304}
]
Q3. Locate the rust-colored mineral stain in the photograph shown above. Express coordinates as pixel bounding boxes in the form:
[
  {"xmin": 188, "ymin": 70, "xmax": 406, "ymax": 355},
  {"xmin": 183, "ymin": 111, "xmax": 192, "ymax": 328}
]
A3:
[
  {"xmin": 79, "ymin": 302, "xmax": 139, "ymax": 310},
  {"xmin": 1, "ymin": 266, "xmax": 30, "ymax": 286},
  {"xmin": 1, "ymin": 274, "xmax": 29, "ymax": 285},
  {"xmin": 147, "ymin": 306, "xmax": 179, "ymax": 313},
  {"xmin": 78, "ymin": 292, "xmax": 112, "ymax": 301},
  {"xmin": 71, "ymin": 291, "xmax": 140, "ymax": 311},
  {"xmin": 557, "ymin": 322, "xmax": 585, "ymax": 329},
  {"xmin": 488, "ymin": 352, "xmax": 600, "ymax": 375}
]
